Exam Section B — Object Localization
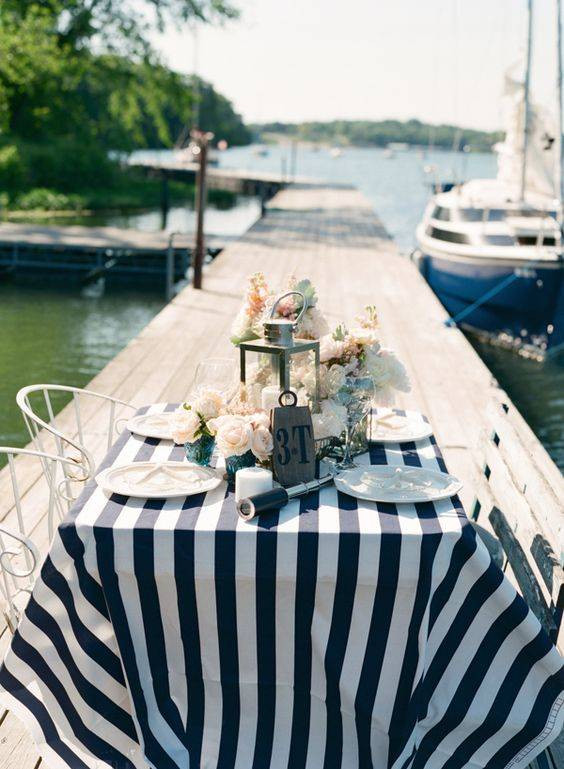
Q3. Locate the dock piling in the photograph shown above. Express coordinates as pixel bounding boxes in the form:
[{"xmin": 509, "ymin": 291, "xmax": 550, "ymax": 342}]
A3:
[{"xmin": 192, "ymin": 130, "xmax": 214, "ymax": 290}]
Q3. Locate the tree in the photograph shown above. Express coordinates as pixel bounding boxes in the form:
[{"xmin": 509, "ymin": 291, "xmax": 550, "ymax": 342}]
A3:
[{"xmin": 3, "ymin": 1, "xmax": 238, "ymax": 53}]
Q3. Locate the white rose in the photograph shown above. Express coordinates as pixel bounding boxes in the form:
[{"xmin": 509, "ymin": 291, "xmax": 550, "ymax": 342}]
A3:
[
  {"xmin": 172, "ymin": 408, "xmax": 201, "ymax": 444},
  {"xmin": 249, "ymin": 411, "xmax": 270, "ymax": 429},
  {"xmin": 250, "ymin": 424, "xmax": 273, "ymax": 461},
  {"xmin": 210, "ymin": 415, "xmax": 253, "ymax": 457},
  {"xmin": 190, "ymin": 388, "xmax": 225, "ymax": 420},
  {"xmin": 319, "ymin": 334, "xmax": 346, "ymax": 363}
]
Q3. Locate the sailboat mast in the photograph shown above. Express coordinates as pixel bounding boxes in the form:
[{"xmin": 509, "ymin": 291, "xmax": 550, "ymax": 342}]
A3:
[
  {"xmin": 520, "ymin": 0, "xmax": 533, "ymax": 200},
  {"xmin": 556, "ymin": 0, "xmax": 563, "ymax": 223}
]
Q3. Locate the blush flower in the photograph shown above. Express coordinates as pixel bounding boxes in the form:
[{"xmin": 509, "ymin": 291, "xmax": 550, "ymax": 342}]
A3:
[
  {"xmin": 172, "ymin": 408, "xmax": 201, "ymax": 445},
  {"xmin": 209, "ymin": 415, "xmax": 253, "ymax": 457},
  {"xmin": 190, "ymin": 388, "xmax": 225, "ymax": 420},
  {"xmin": 319, "ymin": 334, "xmax": 346, "ymax": 363},
  {"xmin": 250, "ymin": 425, "xmax": 274, "ymax": 461}
]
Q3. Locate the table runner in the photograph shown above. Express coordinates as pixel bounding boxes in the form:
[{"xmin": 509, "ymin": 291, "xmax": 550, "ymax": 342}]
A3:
[{"xmin": 0, "ymin": 403, "xmax": 562, "ymax": 769}]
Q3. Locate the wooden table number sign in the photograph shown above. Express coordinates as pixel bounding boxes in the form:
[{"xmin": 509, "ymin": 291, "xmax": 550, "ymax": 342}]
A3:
[{"xmin": 271, "ymin": 390, "xmax": 316, "ymax": 487}]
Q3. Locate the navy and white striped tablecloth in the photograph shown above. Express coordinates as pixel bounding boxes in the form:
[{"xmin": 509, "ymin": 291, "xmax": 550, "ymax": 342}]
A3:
[{"xmin": 1, "ymin": 404, "xmax": 563, "ymax": 769}]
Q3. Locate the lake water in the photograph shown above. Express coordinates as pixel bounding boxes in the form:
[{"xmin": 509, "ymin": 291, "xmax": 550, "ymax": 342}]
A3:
[{"xmin": 0, "ymin": 144, "xmax": 562, "ymax": 469}]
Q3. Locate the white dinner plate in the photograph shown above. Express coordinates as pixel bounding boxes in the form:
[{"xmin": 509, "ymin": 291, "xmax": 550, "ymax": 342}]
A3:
[
  {"xmin": 369, "ymin": 412, "xmax": 433, "ymax": 444},
  {"xmin": 126, "ymin": 411, "xmax": 178, "ymax": 440},
  {"xmin": 334, "ymin": 465, "xmax": 462, "ymax": 504},
  {"xmin": 96, "ymin": 461, "xmax": 222, "ymax": 499}
]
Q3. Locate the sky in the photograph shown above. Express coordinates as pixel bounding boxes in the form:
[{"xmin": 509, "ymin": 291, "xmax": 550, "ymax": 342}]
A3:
[{"xmin": 150, "ymin": 0, "xmax": 560, "ymax": 132}]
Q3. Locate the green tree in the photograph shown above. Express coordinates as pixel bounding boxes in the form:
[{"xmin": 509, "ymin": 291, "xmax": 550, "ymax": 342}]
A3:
[
  {"xmin": 3, "ymin": 1, "xmax": 238, "ymax": 53},
  {"xmin": 0, "ymin": 0, "xmax": 250, "ymax": 206}
]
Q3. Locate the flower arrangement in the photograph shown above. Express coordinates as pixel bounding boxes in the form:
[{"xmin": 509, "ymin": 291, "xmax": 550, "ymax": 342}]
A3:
[
  {"xmin": 230, "ymin": 273, "xmax": 410, "ymax": 442},
  {"xmin": 172, "ymin": 388, "xmax": 273, "ymax": 468},
  {"xmin": 175, "ymin": 274, "xmax": 410, "ymax": 475},
  {"xmin": 231, "ymin": 273, "xmax": 329, "ymax": 345}
]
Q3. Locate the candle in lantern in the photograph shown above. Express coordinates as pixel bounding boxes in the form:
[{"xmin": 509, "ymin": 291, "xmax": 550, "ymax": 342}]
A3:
[
  {"xmin": 235, "ymin": 466, "xmax": 273, "ymax": 503},
  {"xmin": 261, "ymin": 385, "xmax": 282, "ymax": 413}
]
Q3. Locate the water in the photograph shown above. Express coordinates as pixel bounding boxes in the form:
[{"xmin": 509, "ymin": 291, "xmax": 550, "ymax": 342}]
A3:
[
  {"xmin": 0, "ymin": 145, "xmax": 562, "ymax": 469},
  {"xmin": 0, "ymin": 286, "xmax": 164, "ymax": 445},
  {"xmin": 8, "ymin": 195, "xmax": 261, "ymax": 238}
]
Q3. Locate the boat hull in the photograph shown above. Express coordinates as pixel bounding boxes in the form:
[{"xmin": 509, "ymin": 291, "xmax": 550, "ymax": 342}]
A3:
[{"xmin": 421, "ymin": 252, "xmax": 564, "ymax": 353}]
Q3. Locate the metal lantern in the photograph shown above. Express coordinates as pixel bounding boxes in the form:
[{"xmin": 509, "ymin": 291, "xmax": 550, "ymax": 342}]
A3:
[{"xmin": 239, "ymin": 290, "xmax": 320, "ymax": 407}]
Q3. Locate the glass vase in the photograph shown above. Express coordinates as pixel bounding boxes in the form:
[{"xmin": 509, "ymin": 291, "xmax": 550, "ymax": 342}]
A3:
[
  {"xmin": 349, "ymin": 412, "xmax": 370, "ymax": 456},
  {"xmin": 185, "ymin": 433, "xmax": 215, "ymax": 466},
  {"xmin": 333, "ymin": 376, "xmax": 375, "ymax": 469},
  {"xmin": 225, "ymin": 450, "xmax": 256, "ymax": 484}
]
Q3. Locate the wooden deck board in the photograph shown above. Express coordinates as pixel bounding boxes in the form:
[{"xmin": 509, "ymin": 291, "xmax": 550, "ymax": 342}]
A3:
[{"xmin": 0, "ymin": 183, "xmax": 561, "ymax": 768}]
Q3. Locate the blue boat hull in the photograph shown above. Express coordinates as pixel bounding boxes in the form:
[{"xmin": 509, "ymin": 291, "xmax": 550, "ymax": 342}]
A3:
[{"xmin": 422, "ymin": 253, "xmax": 564, "ymax": 352}]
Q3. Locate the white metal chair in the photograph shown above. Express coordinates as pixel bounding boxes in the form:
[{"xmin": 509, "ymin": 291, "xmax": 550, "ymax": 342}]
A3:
[
  {"xmin": 16, "ymin": 384, "xmax": 136, "ymax": 483},
  {"xmin": 0, "ymin": 447, "xmax": 89, "ymax": 633}
]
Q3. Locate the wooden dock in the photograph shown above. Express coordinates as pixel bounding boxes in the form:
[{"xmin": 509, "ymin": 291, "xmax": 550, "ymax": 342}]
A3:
[
  {"xmin": 128, "ymin": 157, "xmax": 318, "ymax": 194},
  {"xmin": 0, "ymin": 183, "xmax": 562, "ymax": 768},
  {"xmin": 0, "ymin": 223, "xmax": 230, "ymax": 289}
]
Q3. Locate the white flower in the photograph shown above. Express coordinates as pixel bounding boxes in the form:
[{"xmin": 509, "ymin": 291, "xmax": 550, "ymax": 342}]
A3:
[
  {"xmin": 364, "ymin": 347, "xmax": 410, "ymax": 404},
  {"xmin": 348, "ymin": 327, "xmax": 379, "ymax": 347},
  {"xmin": 312, "ymin": 399, "xmax": 347, "ymax": 439},
  {"xmin": 250, "ymin": 424, "xmax": 274, "ymax": 461},
  {"xmin": 297, "ymin": 307, "xmax": 330, "ymax": 340},
  {"xmin": 172, "ymin": 408, "xmax": 201, "ymax": 445},
  {"xmin": 249, "ymin": 411, "xmax": 270, "ymax": 429},
  {"xmin": 319, "ymin": 334, "xmax": 346, "ymax": 363},
  {"xmin": 209, "ymin": 415, "xmax": 253, "ymax": 457},
  {"xmin": 190, "ymin": 388, "xmax": 225, "ymax": 420}
]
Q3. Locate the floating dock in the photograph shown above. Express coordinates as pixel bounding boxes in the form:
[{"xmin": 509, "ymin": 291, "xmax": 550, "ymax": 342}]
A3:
[
  {"xmin": 0, "ymin": 183, "xmax": 562, "ymax": 767},
  {"xmin": 0, "ymin": 223, "xmax": 229, "ymax": 288}
]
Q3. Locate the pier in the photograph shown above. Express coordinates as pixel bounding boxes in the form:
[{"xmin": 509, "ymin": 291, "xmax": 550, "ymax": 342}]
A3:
[
  {"xmin": 0, "ymin": 183, "xmax": 562, "ymax": 768},
  {"xmin": 0, "ymin": 223, "xmax": 229, "ymax": 292}
]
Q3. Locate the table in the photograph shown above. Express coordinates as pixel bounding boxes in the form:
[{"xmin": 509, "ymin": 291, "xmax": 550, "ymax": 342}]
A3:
[{"xmin": 1, "ymin": 404, "xmax": 563, "ymax": 769}]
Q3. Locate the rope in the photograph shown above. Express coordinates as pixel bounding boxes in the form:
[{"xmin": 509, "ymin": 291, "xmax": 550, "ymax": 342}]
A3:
[{"xmin": 445, "ymin": 271, "xmax": 521, "ymax": 327}]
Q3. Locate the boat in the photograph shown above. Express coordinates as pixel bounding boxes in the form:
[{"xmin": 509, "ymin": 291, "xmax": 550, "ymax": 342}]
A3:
[
  {"xmin": 415, "ymin": 0, "xmax": 564, "ymax": 358},
  {"xmin": 329, "ymin": 147, "xmax": 343, "ymax": 158}
]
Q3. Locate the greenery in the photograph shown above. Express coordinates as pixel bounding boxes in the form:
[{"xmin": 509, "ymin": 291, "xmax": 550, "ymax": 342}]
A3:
[
  {"xmin": 252, "ymin": 119, "xmax": 502, "ymax": 151},
  {"xmin": 0, "ymin": 1, "xmax": 249, "ymax": 213}
]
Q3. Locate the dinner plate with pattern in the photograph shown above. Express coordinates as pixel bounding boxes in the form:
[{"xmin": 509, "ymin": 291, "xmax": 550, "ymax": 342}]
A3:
[
  {"xmin": 96, "ymin": 461, "xmax": 222, "ymax": 499},
  {"xmin": 335, "ymin": 465, "xmax": 462, "ymax": 503}
]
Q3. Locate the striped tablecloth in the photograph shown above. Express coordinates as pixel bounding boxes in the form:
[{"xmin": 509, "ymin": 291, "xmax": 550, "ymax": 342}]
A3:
[{"xmin": 1, "ymin": 404, "xmax": 563, "ymax": 769}]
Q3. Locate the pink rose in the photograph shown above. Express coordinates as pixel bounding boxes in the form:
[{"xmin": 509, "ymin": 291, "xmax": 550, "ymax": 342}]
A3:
[
  {"xmin": 250, "ymin": 425, "xmax": 273, "ymax": 461},
  {"xmin": 209, "ymin": 415, "xmax": 253, "ymax": 457}
]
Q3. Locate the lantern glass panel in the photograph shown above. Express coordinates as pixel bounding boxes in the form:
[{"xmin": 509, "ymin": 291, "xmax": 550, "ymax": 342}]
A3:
[{"xmin": 238, "ymin": 338, "xmax": 320, "ymax": 409}]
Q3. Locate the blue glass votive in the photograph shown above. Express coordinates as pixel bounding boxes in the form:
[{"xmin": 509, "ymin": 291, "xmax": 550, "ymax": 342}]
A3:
[
  {"xmin": 225, "ymin": 450, "xmax": 256, "ymax": 484},
  {"xmin": 184, "ymin": 434, "xmax": 215, "ymax": 466}
]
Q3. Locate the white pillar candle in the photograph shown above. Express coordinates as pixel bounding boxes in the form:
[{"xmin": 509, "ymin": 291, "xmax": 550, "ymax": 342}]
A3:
[
  {"xmin": 261, "ymin": 385, "xmax": 281, "ymax": 413},
  {"xmin": 235, "ymin": 466, "xmax": 273, "ymax": 503}
]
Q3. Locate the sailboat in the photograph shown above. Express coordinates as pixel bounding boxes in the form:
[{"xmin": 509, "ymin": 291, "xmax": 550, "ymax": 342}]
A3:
[{"xmin": 415, "ymin": 0, "xmax": 564, "ymax": 357}]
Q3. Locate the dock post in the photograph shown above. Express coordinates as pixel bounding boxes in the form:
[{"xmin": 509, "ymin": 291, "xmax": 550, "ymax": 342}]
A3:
[
  {"xmin": 166, "ymin": 232, "xmax": 177, "ymax": 301},
  {"xmin": 160, "ymin": 173, "xmax": 169, "ymax": 230},
  {"xmin": 192, "ymin": 130, "xmax": 214, "ymax": 290}
]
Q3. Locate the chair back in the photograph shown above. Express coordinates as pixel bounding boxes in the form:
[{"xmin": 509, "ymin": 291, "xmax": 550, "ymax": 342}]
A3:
[
  {"xmin": 0, "ymin": 447, "xmax": 88, "ymax": 632},
  {"xmin": 16, "ymin": 384, "xmax": 135, "ymax": 481}
]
